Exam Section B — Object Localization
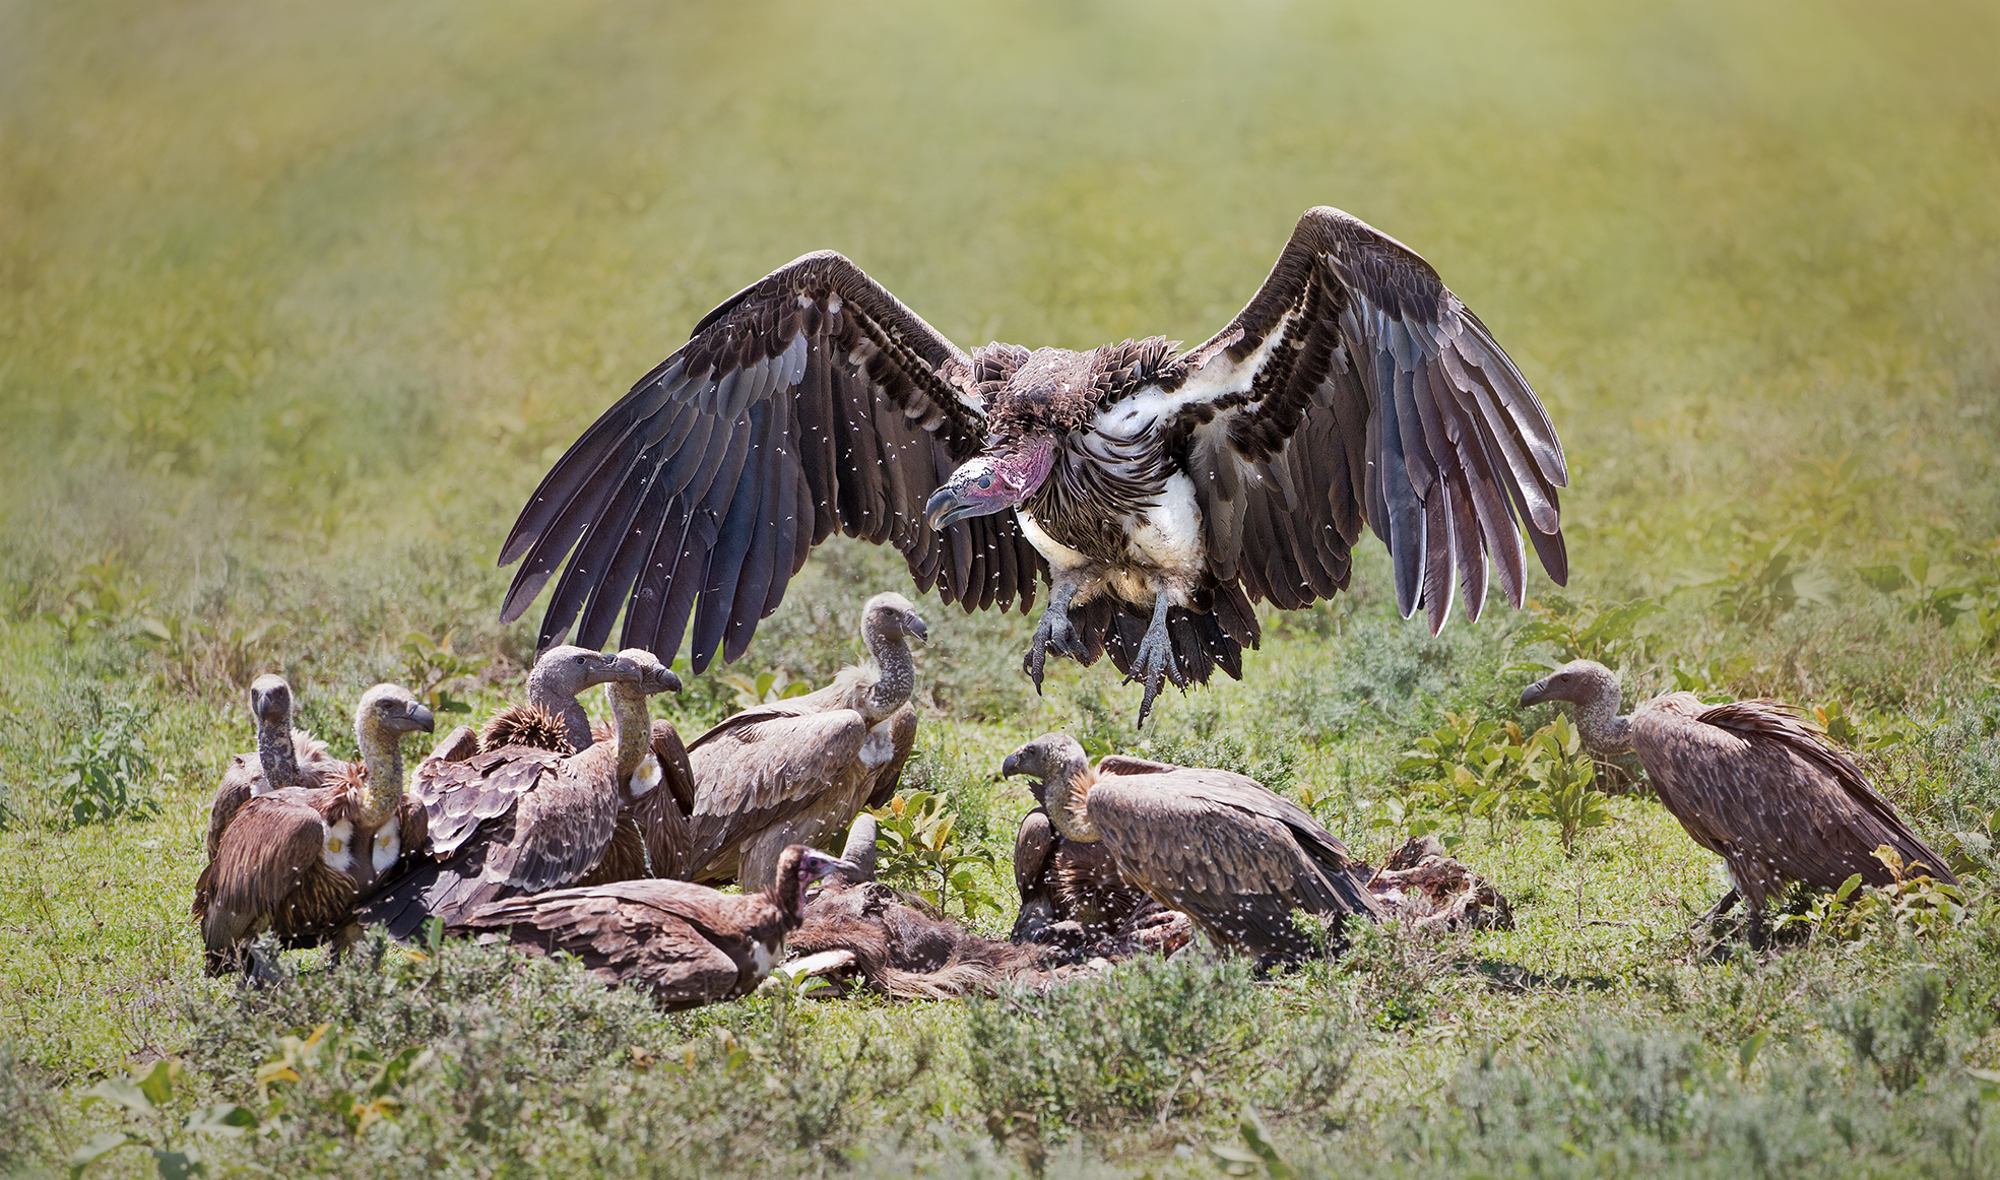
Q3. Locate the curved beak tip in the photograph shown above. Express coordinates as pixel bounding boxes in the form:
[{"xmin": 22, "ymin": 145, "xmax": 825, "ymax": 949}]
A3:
[
  {"xmin": 1518, "ymin": 684, "xmax": 1543, "ymax": 708},
  {"xmin": 413, "ymin": 705, "xmax": 437, "ymax": 733},
  {"xmin": 908, "ymin": 615, "xmax": 929, "ymax": 643},
  {"xmin": 1000, "ymin": 752, "xmax": 1024, "ymax": 779},
  {"xmin": 923, "ymin": 487, "xmax": 960, "ymax": 532}
]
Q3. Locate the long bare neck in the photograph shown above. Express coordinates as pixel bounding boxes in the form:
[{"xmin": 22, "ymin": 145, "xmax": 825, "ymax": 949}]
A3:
[
  {"xmin": 1043, "ymin": 761, "xmax": 1102, "ymax": 844},
  {"xmin": 605, "ymin": 683, "xmax": 652, "ymax": 785},
  {"xmin": 355, "ymin": 724, "xmax": 405, "ymax": 826},
  {"xmin": 255, "ymin": 714, "xmax": 301, "ymax": 791},
  {"xmin": 529, "ymin": 667, "xmax": 594, "ymax": 751},
  {"xmin": 1574, "ymin": 686, "xmax": 1635, "ymax": 755},
  {"xmin": 860, "ymin": 619, "xmax": 912, "ymax": 723}
]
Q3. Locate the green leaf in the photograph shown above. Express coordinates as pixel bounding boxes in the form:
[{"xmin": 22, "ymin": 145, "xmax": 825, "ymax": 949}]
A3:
[
  {"xmin": 81, "ymin": 1077, "xmax": 154, "ymax": 1117},
  {"xmin": 133, "ymin": 1060, "xmax": 177, "ymax": 1107},
  {"xmin": 183, "ymin": 1104, "xmax": 258, "ymax": 1137},
  {"xmin": 68, "ymin": 1131, "xmax": 131, "ymax": 1178},
  {"xmin": 151, "ymin": 1148, "xmax": 203, "ymax": 1180}
]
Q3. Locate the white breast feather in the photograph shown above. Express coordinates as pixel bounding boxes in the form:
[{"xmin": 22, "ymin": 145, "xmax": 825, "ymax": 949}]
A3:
[
  {"xmin": 1126, "ymin": 472, "xmax": 1205, "ymax": 570},
  {"xmin": 628, "ymin": 752, "xmax": 663, "ymax": 798},
  {"xmin": 321, "ymin": 818, "xmax": 355, "ymax": 873},
  {"xmin": 1092, "ymin": 317, "xmax": 1289, "ymax": 439},
  {"xmin": 1017, "ymin": 511, "xmax": 1093, "ymax": 574},
  {"xmin": 372, "ymin": 823, "xmax": 401, "ymax": 874},
  {"xmin": 859, "ymin": 721, "xmax": 898, "ymax": 769},
  {"xmin": 751, "ymin": 939, "xmax": 780, "ymax": 981}
]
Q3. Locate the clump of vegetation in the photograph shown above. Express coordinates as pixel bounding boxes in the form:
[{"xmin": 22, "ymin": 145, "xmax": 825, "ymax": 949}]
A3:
[
  {"xmin": 53, "ymin": 698, "xmax": 159, "ymax": 826},
  {"xmin": 869, "ymin": 789, "xmax": 1003, "ymax": 921}
]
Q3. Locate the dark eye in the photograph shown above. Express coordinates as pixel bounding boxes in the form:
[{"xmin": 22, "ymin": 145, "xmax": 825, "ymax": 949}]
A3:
[
  {"xmin": 574, "ymin": 655, "xmax": 588, "ymax": 666},
  {"xmin": 977, "ymin": 475, "xmax": 993, "ymax": 490}
]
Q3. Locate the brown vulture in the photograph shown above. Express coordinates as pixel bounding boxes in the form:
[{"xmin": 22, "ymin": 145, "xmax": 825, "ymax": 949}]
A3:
[
  {"xmin": 193, "ymin": 684, "xmax": 434, "ymax": 975},
  {"xmin": 1008, "ymin": 756, "xmax": 1160, "ymax": 947},
  {"xmin": 684, "ymin": 592, "xmax": 922, "ymax": 887},
  {"xmin": 1520, "ymin": 659, "xmax": 1959, "ymax": 946},
  {"xmin": 463, "ymin": 844, "xmax": 854, "ymax": 1010},
  {"xmin": 1001, "ymin": 733, "xmax": 1384, "ymax": 969},
  {"xmin": 360, "ymin": 649, "xmax": 681, "ymax": 939},
  {"xmin": 204, "ymin": 674, "xmax": 343, "ymax": 859},
  {"xmin": 496, "ymin": 207, "xmax": 1570, "ymax": 723}
]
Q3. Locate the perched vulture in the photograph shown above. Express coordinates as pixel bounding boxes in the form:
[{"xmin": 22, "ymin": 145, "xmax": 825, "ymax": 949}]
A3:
[
  {"xmin": 193, "ymin": 684, "xmax": 434, "ymax": 975},
  {"xmin": 684, "ymin": 592, "xmax": 923, "ymax": 887},
  {"xmin": 786, "ymin": 817, "xmax": 1050, "ymax": 999},
  {"xmin": 205, "ymin": 674, "xmax": 342, "ymax": 859},
  {"xmin": 1521, "ymin": 660, "xmax": 1958, "ymax": 946},
  {"xmin": 498, "ymin": 207, "xmax": 1569, "ymax": 723},
  {"xmin": 463, "ymin": 844, "xmax": 854, "ymax": 1010},
  {"xmin": 360, "ymin": 649, "xmax": 681, "ymax": 939},
  {"xmin": 1008, "ymin": 758, "xmax": 1158, "ymax": 946},
  {"xmin": 1001, "ymin": 733, "xmax": 1384, "ymax": 968}
]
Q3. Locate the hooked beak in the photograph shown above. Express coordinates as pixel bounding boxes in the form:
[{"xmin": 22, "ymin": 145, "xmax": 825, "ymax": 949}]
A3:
[
  {"xmin": 801, "ymin": 850, "xmax": 861, "ymax": 884},
  {"xmin": 1518, "ymin": 679, "xmax": 1552, "ymax": 708},
  {"xmin": 408, "ymin": 702, "xmax": 437, "ymax": 734},
  {"xmin": 644, "ymin": 664, "xmax": 683, "ymax": 693},
  {"xmin": 1000, "ymin": 749, "xmax": 1028, "ymax": 779},
  {"xmin": 925, "ymin": 484, "xmax": 984, "ymax": 531},
  {"xmin": 905, "ymin": 612, "xmax": 929, "ymax": 644}
]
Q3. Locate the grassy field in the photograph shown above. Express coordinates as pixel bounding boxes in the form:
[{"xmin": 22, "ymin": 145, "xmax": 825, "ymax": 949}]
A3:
[{"xmin": 4, "ymin": 1, "xmax": 2000, "ymax": 1175}]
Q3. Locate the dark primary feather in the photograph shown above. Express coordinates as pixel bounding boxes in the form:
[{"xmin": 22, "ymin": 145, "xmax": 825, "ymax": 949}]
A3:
[
  {"xmin": 499, "ymin": 252, "xmax": 1041, "ymax": 671},
  {"xmin": 1171, "ymin": 207, "xmax": 1567, "ymax": 634}
]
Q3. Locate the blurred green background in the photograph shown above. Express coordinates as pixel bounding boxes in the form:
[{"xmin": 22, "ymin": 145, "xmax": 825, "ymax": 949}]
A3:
[{"xmin": 4, "ymin": 2, "xmax": 2000, "ymax": 1173}]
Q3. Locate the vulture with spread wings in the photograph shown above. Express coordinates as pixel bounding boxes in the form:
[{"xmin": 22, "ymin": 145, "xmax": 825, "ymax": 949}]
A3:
[{"xmin": 500, "ymin": 208, "xmax": 1569, "ymax": 721}]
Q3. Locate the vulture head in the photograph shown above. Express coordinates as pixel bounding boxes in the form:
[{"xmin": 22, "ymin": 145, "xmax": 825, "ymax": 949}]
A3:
[
  {"xmin": 249, "ymin": 673, "xmax": 293, "ymax": 730},
  {"xmin": 1001, "ymin": 733, "xmax": 1098, "ymax": 843},
  {"xmin": 769, "ymin": 844, "xmax": 861, "ymax": 920},
  {"xmin": 1519, "ymin": 659, "xmax": 1632, "ymax": 753},
  {"xmin": 530, "ymin": 644, "xmax": 681, "ymax": 703},
  {"xmin": 923, "ymin": 348, "xmax": 1096, "ymax": 531},
  {"xmin": 356, "ymin": 683, "xmax": 436, "ymax": 744},
  {"xmin": 1518, "ymin": 659, "xmax": 1620, "ymax": 711},
  {"xmin": 861, "ymin": 592, "xmax": 929, "ymax": 645}
]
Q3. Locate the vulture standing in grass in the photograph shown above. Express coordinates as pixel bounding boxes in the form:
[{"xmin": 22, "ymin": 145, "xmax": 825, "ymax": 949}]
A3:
[
  {"xmin": 497, "ymin": 207, "xmax": 1569, "ymax": 723},
  {"xmin": 786, "ymin": 817, "xmax": 1050, "ymax": 999},
  {"xmin": 1001, "ymin": 733, "xmax": 1383, "ymax": 968},
  {"xmin": 1520, "ymin": 659, "xmax": 1958, "ymax": 947},
  {"xmin": 205, "ymin": 674, "xmax": 342, "ymax": 858},
  {"xmin": 464, "ymin": 844, "xmax": 854, "ymax": 1010},
  {"xmin": 684, "ymin": 592, "xmax": 923, "ymax": 887},
  {"xmin": 361, "ymin": 650, "xmax": 681, "ymax": 939},
  {"xmin": 194, "ymin": 684, "xmax": 433, "ymax": 975},
  {"xmin": 1009, "ymin": 761, "xmax": 1157, "ymax": 946}
]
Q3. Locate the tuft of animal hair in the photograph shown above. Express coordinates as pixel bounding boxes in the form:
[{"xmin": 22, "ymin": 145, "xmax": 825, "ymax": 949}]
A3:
[{"xmin": 481, "ymin": 704, "xmax": 575, "ymax": 754}]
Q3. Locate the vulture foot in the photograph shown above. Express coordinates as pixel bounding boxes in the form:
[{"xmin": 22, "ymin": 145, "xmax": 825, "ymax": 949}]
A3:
[
  {"xmin": 1125, "ymin": 595, "xmax": 1184, "ymax": 727},
  {"xmin": 1024, "ymin": 593, "xmax": 1084, "ymax": 691},
  {"xmin": 1697, "ymin": 887, "xmax": 1740, "ymax": 925}
]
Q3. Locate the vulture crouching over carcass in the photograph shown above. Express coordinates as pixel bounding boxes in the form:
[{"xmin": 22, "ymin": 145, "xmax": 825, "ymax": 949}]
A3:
[
  {"xmin": 1520, "ymin": 659, "xmax": 1958, "ymax": 948},
  {"xmin": 685, "ymin": 592, "xmax": 923, "ymax": 888},
  {"xmin": 360, "ymin": 650, "xmax": 681, "ymax": 939},
  {"xmin": 785, "ymin": 818, "xmax": 1052, "ymax": 999},
  {"xmin": 498, "ymin": 207, "xmax": 1570, "ymax": 725},
  {"xmin": 1009, "ymin": 760, "xmax": 1164, "ymax": 950},
  {"xmin": 205, "ymin": 674, "xmax": 343, "ymax": 859},
  {"xmin": 464, "ymin": 844, "xmax": 854, "ymax": 1010},
  {"xmin": 1002, "ymin": 733, "xmax": 1383, "ymax": 970},
  {"xmin": 194, "ymin": 684, "xmax": 433, "ymax": 976}
]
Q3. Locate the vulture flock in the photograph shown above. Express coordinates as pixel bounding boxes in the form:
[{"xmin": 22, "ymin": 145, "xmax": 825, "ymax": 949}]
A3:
[{"xmin": 189, "ymin": 209, "xmax": 1956, "ymax": 1006}]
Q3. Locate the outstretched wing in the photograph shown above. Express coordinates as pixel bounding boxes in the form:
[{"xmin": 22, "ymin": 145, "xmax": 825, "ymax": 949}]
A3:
[
  {"xmin": 1160, "ymin": 207, "xmax": 1567, "ymax": 631},
  {"xmin": 499, "ymin": 251, "xmax": 1042, "ymax": 671}
]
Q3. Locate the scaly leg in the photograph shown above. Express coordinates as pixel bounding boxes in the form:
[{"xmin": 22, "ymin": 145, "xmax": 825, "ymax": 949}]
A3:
[
  {"xmin": 1698, "ymin": 887, "xmax": 1740, "ymax": 924},
  {"xmin": 1128, "ymin": 593, "xmax": 1183, "ymax": 727},
  {"xmin": 1024, "ymin": 580, "xmax": 1083, "ymax": 692}
]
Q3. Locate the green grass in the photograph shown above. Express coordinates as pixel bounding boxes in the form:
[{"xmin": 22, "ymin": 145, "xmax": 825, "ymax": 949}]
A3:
[{"xmin": 4, "ymin": 0, "xmax": 2000, "ymax": 1175}]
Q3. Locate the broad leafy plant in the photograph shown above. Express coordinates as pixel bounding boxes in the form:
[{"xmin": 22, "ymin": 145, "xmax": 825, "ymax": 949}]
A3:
[
  {"xmin": 55, "ymin": 699, "xmax": 159, "ymax": 826},
  {"xmin": 70, "ymin": 1059, "xmax": 258, "ymax": 1180},
  {"xmin": 868, "ymin": 789, "xmax": 1002, "ymax": 920},
  {"xmin": 1525, "ymin": 713, "xmax": 1609, "ymax": 857}
]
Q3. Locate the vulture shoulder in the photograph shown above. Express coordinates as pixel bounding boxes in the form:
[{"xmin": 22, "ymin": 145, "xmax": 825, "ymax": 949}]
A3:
[
  {"xmin": 498, "ymin": 250, "xmax": 1042, "ymax": 669},
  {"xmin": 1088, "ymin": 770, "xmax": 1381, "ymax": 919},
  {"xmin": 650, "ymin": 718, "xmax": 698, "ymax": 817},
  {"xmin": 413, "ymin": 743, "xmax": 568, "ymax": 860},
  {"xmin": 687, "ymin": 708, "xmax": 870, "ymax": 840},
  {"xmin": 1145, "ymin": 206, "xmax": 1567, "ymax": 630},
  {"xmin": 195, "ymin": 791, "xmax": 340, "ymax": 952},
  {"xmin": 1013, "ymin": 806, "xmax": 1056, "ymax": 897},
  {"xmin": 479, "ymin": 740, "xmax": 625, "ymax": 894},
  {"xmin": 1095, "ymin": 754, "xmax": 1179, "ymax": 777},
  {"xmin": 862, "ymin": 703, "xmax": 919, "ymax": 809}
]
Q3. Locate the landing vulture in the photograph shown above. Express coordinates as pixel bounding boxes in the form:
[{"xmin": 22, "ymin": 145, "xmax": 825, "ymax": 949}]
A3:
[
  {"xmin": 1521, "ymin": 660, "xmax": 1958, "ymax": 946},
  {"xmin": 1001, "ymin": 733, "xmax": 1384, "ymax": 968},
  {"xmin": 464, "ymin": 844, "xmax": 853, "ymax": 1010},
  {"xmin": 499, "ymin": 207, "xmax": 1569, "ymax": 722},
  {"xmin": 193, "ymin": 684, "xmax": 433, "ymax": 975},
  {"xmin": 205, "ymin": 674, "xmax": 343, "ymax": 859},
  {"xmin": 360, "ymin": 649, "xmax": 680, "ymax": 938},
  {"xmin": 684, "ymin": 592, "xmax": 922, "ymax": 887}
]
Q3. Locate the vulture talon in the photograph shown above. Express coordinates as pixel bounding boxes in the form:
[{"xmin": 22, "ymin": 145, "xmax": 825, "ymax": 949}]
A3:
[
  {"xmin": 1025, "ymin": 595, "xmax": 1081, "ymax": 691},
  {"xmin": 1128, "ymin": 597, "xmax": 1177, "ymax": 727}
]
